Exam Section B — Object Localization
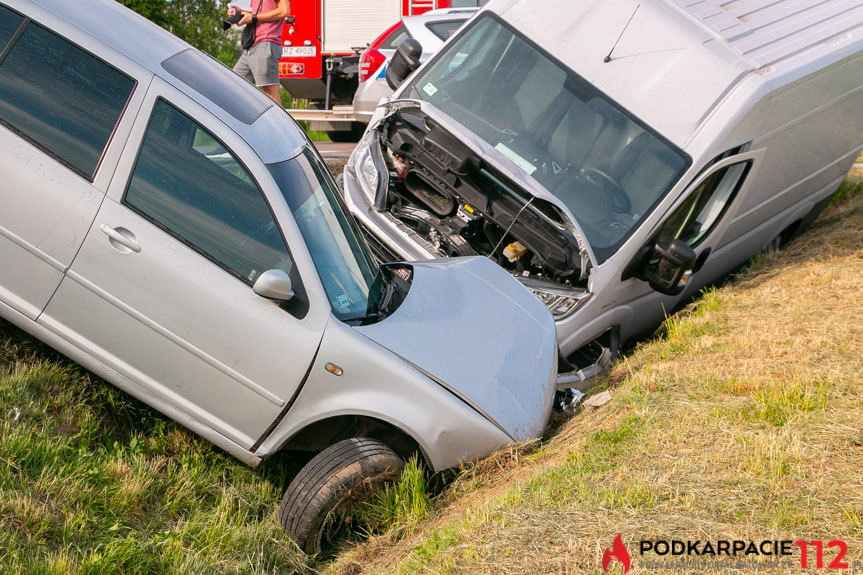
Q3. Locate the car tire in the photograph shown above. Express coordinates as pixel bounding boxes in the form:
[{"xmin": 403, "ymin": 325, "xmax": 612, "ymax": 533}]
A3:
[{"xmin": 278, "ymin": 437, "xmax": 404, "ymax": 554}]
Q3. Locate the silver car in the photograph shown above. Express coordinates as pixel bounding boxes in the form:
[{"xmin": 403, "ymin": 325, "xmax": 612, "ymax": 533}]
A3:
[
  {"xmin": 0, "ymin": 0, "xmax": 557, "ymax": 553},
  {"xmin": 342, "ymin": 0, "xmax": 863, "ymax": 385},
  {"xmin": 352, "ymin": 8, "xmax": 477, "ymax": 125}
]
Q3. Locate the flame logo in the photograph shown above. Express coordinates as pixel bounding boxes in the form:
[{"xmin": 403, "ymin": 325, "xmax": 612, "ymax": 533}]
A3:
[{"xmin": 602, "ymin": 534, "xmax": 631, "ymax": 573}]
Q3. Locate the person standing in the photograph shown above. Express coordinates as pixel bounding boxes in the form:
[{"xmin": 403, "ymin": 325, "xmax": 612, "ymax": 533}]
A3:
[{"xmin": 230, "ymin": 0, "xmax": 290, "ymax": 104}]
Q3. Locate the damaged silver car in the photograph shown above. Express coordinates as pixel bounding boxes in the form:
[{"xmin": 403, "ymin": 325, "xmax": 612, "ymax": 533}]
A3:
[
  {"xmin": 0, "ymin": 0, "xmax": 558, "ymax": 554},
  {"xmin": 341, "ymin": 0, "xmax": 863, "ymax": 387}
]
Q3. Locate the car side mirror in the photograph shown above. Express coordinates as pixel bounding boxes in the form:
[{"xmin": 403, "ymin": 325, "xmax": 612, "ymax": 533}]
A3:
[
  {"xmin": 253, "ymin": 269, "xmax": 294, "ymax": 301},
  {"xmin": 386, "ymin": 38, "xmax": 422, "ymax": 90},
  {"xmin": 642, "ymin": 239, "xmax": 697, "ymax": 295}
]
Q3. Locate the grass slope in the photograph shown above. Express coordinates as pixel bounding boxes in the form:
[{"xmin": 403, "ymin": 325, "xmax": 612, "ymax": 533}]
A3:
[
  {"xmin": 331, "ymin": 174, "xmax": 863, "ymax": 574},
  {"xmin": 1, "ymin": 171, "xmax": 860, "ymax": 574},
  {"xmin": 0, "ymin": 336, "xmax": 313, "ymax": 570}
]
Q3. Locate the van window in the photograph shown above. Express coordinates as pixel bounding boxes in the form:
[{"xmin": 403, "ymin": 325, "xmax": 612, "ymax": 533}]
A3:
[
  {"xmin": 124, "ymin": 99, "xmax": 291, "ymax": 285},
  {"xmin": 0, "ymin": 18, "xmax": 134, "ymax": 180},
  {"xmin": 404, "ymin": 13, "xmax": 689, "ymax": 262},
  {"xmin": 656, "ymin": 161, "xmax": 751, "ymax": 248}
]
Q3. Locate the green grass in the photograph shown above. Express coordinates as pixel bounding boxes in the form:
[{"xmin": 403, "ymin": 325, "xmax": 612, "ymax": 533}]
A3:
[
  {"xmin": 364, "ymin": 457, "xmax": 433, "ymax": 538},
  {"xmin": 0, "ymin": 328, "xmax": 313, "ymax": 574},
  {"xmin": 831, "ymin": 177, "xmax": 862, "ymax": 205}
]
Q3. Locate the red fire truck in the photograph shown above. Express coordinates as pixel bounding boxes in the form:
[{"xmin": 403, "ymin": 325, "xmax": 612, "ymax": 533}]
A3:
[{"xmin": 279, "ymin": 0, "xmax": 480, "ymax": 139}]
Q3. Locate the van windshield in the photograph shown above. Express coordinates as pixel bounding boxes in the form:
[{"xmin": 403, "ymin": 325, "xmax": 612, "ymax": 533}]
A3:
[
  {"xmin": 269, "ymin": 149, "xmax": 381, "ymax": 322},
  {"xmin": 405, "ymin": 14, "xmax": 689, "ymax": 261}
]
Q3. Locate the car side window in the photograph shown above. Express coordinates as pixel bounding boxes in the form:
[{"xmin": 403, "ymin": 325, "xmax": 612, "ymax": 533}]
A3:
[
  {"xmin": 656, "ymin": 160, "xmax": 751, "ymax": 248},
  {"xmin": 0, "ymin": 14, "xmax": 135, "ymax": 180},
  {"xmin": 0, "ymin": 5, "xmax": 22, "ymax": 50},
  {"xmin": 124, "ymin": 99, "xmax": 291, "ymax": 285}
]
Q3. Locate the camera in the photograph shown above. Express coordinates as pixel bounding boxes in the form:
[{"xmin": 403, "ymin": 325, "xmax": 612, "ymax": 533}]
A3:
[{"xmin": 221, "ymin": 12, "xmax": 242, "ymax": 30}]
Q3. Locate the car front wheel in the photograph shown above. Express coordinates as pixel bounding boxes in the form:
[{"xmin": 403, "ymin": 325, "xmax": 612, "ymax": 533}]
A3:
[{"xmin": 278, "ymin": 437, "xmax": 404, "ymax": 554}]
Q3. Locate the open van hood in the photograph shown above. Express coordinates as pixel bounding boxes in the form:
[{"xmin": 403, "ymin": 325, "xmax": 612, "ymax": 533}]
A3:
[
  {"xmin": 373, "ymin": 101, "xmax": 594, "ymax": 279},
  {"xmin": 356, "ymin": 257, "xmax": 557, "ymax": 441}
]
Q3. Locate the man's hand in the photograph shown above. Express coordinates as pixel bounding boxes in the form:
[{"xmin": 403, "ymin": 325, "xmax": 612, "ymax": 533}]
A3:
[{"xmin": 228, "ymin": 4, "xmax": 248, "ymax": 17}]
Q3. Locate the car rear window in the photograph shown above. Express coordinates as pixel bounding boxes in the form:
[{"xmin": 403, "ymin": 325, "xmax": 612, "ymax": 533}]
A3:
[
  {"xmin": 0, "ymin": 17, "xmax": 135, "ymax": 181},
  {"xmin": 426, "ymin": 19, "xmax": 466, "ymax": 41},
  {"xmin": 380, "ymin": 24, "xmax": 409, "ymax": 50}
]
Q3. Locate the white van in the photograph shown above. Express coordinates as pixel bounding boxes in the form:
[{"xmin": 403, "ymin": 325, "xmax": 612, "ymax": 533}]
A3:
[{"xmin": 342, "ymin": 0, "xmax": 863, "ymax": 382}]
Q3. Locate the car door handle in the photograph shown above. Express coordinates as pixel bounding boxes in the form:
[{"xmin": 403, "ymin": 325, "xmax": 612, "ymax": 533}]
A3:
[{"xmin": 99, "ymin": 224, "xmax": 141, "ymax": 253}]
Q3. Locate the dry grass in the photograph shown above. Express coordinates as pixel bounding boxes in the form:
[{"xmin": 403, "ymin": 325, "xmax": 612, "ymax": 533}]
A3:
[{"xmin": 328, "ymin": 182, "xmax": 863, "ymax": 575}]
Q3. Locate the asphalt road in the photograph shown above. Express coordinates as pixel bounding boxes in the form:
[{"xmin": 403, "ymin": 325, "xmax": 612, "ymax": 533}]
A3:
[
  {"xmin": 316, "ymin": 141, "xmax": 355, "ymax": 177},
  {"xmin": 315, "ymin": 141, "xmax": 355, "ymax": 158}
]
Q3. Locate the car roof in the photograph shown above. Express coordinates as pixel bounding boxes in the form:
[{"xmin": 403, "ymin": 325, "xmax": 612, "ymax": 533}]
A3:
[
  {"xmin": 14, "ymin": 0, "xmax": 307, "ymax": 164},
  {"xmin": 490, "ymin": 0, "xmax": 863, "ymax": 147}
]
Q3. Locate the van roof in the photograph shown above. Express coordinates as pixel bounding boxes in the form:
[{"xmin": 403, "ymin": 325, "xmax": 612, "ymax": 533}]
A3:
[
  {"xmin": 670, "ymin": 0, "xmax": 860, "ymax": 68},
  {"xmin": 20, "ymin": 0, "xmax": 307, "ymax": 163},
  {"xmin": 492, "ymin": 0, "xmax": 862, "ymax": 147}
]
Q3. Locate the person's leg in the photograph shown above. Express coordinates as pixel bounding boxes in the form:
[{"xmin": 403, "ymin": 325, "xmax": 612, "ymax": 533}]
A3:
[
  {"xmin": 249, "ymin": 43, "xmax": 282, "ymax": 105},
  {"xmin": 261, "ymin": 83, "xmax": 281, "ymax": 103},
  {"xmin": 233, "ymin": 51, "xmax": 255, "ymax": 84}
]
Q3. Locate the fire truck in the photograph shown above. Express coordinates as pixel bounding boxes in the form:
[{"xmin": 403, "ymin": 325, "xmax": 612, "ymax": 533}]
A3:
[{"xmin": 279, "ymin": 0, "xmax": 479, "ymax": 140}]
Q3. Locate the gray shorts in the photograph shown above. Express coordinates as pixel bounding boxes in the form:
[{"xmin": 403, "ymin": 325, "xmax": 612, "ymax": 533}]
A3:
[{"xmin": 233, "ymin": 41, "xmax": 281, "ymax": 87}]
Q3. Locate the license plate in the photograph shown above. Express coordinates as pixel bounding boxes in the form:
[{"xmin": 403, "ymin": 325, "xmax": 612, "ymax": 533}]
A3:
[{"xmin": 282, "ymin": 46, "xmax": 316, "ymax": 58}]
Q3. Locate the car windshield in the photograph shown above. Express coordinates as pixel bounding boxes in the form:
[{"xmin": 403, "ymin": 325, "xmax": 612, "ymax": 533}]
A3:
[
  {"xmin": 269, "ymin": 149, "xmax": 381, "ymax": 321},
  {"xmin": 405, "ymin": 14, "xmax": 690, "ymax": 261}
]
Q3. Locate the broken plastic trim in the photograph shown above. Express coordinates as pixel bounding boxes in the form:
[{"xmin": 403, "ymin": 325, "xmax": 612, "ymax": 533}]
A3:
[{"xmin": 555, "ymin": 345, "xmax": 612, "ymax": 392}]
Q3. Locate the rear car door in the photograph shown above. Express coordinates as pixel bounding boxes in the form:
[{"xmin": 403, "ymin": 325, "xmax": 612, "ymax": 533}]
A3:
[
  {"xmin": 40, "ymin": 79, "xmax": 328, "ymax": 448},
  {"xmin": 0, "ymin": 4, "xmax": 142, "ymax": 319}
]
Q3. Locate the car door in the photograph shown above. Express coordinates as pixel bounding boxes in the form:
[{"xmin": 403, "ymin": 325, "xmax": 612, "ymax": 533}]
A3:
[
  {"xmin": 0, "ymin": 5, "xmax": 142, "ymax": 319},
  {"xmin": 40, "ymin": 80, "xmax": 328, "ymax": 449}
]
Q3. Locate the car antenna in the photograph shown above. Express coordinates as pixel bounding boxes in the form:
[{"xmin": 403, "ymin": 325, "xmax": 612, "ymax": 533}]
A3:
[{"xmin": 604, "ymin": 4, "xmax": 640, "ymax": 63}]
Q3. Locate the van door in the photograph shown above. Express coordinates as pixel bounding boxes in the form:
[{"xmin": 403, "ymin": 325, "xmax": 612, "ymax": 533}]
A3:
[
  {"xmin": 616, "ymin": 148, "xmax": 762, "ymax": 339},
  {"xmin": 650, "ymin": 149, "xmax": 764, "ymax": 291},
  {"xmin": 0, "ymin": 7, "xmax": 140, "ymax": 319},
  {"xmin": 39, "ymin": 81, "xmax": 328, "ymax": 448}
]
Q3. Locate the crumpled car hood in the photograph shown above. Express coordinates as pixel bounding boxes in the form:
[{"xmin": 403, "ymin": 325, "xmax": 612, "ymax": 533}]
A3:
[{"xmin": 357, "ymin": 256, "xmax": 557, "ymax": 441}]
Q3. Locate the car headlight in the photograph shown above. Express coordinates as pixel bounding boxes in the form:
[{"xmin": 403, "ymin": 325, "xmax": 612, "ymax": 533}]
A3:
[
  {"xmin": 352, "ymin": 137, "xmax": 380, "ymax": 205},
  {"xmin": 518, "ymin": 277, "xmax": 590, "ymax": 320}
]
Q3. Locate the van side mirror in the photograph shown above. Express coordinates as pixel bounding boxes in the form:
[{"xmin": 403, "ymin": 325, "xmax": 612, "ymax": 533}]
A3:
[
  {"xmin": 642, "ymin": 239, "xmax": 697, "ymax": 295},
  {"xmin": 253, "ymin": 269, "xmax": 294, "ymax": 301},
  {"xmin": 386, "ymin": 38, "xmax": 422, "ymax": 90}
]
